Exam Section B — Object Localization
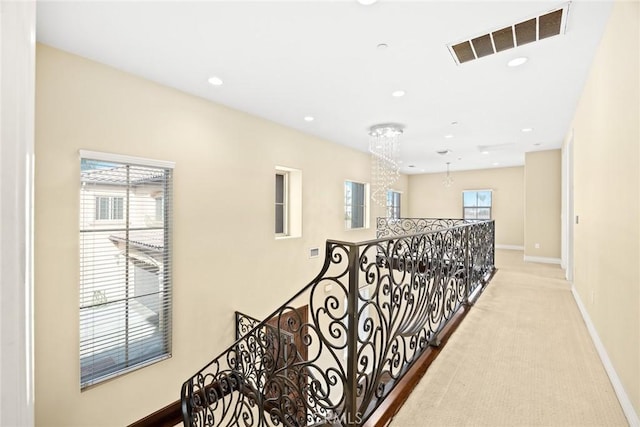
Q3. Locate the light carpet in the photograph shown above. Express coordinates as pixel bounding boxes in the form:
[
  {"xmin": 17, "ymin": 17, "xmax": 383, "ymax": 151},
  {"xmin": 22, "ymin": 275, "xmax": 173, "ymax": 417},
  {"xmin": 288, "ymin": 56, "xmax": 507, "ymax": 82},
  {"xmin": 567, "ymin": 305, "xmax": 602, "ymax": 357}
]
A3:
[{"xmin": 389, "ymin": 250, "xmax": 628, "ymax": 427}]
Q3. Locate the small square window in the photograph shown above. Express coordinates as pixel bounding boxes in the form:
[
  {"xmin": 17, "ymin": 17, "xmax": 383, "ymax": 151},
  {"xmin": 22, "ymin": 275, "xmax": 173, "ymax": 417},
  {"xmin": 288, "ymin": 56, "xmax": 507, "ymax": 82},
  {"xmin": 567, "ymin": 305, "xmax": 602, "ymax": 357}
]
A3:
[
  {"xmin": 95, "ymin": 196, "xmax": 124, "ymax": 221},
  {"xmin": 462, "ymin": 190, "xmax": 492, "ymax": 220}
]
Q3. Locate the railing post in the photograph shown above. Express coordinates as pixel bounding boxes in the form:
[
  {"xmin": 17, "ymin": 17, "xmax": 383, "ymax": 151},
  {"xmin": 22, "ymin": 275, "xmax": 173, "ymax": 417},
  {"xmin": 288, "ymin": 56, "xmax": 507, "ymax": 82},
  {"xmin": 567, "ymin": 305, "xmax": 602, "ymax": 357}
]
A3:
[
  {"xmin": 235, "ymin": 311, "xmax": 240, "ymax": 341},
  {"xmin": 491, "ymin": 220, "xmax": 496, "ymax": 271},
  {"xmin": 345, "ymin": 242, "xmax": 360, "ymax": 426},
  {"xmin": 464, "ymin": 225, "xmax": 471, "ymax": 306}
]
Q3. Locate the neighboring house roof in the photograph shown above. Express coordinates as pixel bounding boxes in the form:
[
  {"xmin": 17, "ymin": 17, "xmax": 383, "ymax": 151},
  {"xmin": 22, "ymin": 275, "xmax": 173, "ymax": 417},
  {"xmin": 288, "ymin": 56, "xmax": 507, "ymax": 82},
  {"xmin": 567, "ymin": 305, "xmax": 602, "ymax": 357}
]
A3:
[
  {"xmin": 109, "ymin": 230, "xmax": 165, "ymax": 266},
  {"xmin": 81, "ymin": 164, "xmax": 165, "ymax": 186}
]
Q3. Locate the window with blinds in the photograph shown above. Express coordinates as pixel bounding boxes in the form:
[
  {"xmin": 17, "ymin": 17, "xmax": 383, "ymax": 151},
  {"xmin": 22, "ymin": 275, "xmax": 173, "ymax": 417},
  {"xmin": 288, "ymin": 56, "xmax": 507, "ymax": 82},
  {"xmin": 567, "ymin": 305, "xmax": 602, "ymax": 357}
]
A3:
[
  {"xmin": 275, "ymin": 172, "xmax": 288, "ymax": 235},
  {"xmin": 79, "ymin": 151, "xmax": 174, "ymax": 389},
  {"xmin": 386, "ymin": 190, "xmax": 401, "ymax": 220},
  {"xmin": 345, "ymin": 181, "xmax": 368, "ymax": 229}
]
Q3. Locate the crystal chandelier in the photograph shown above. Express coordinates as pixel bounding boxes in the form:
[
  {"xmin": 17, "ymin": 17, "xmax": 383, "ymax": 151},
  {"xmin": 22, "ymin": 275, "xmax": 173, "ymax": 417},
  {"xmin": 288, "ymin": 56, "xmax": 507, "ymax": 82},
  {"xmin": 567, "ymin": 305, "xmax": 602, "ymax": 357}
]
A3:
[
  {"xmin": 443, "ymin": 162, "xmax": 454, "ymax": 187},
  {"xmin": 369, "ymin": 123, "xmax": 403, "ymax": 206}
]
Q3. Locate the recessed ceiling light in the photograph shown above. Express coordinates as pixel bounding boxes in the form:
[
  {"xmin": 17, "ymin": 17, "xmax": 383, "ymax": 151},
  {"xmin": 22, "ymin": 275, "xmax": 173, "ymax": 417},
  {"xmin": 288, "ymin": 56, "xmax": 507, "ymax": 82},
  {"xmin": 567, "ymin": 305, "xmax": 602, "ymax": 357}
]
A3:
[
  {"xmin": 358, "ymin": 0, "xmax": 378, "ymax": 5},
  {"xmin": 304, "ymin": 116, "xmax": 314, "ymax": 122},
  {"xmin": 207, "ymin": 76, "xmax": 223, "ymax": 86},
  {"xmin": 481, "ymin": 151, "xmax": 489, "ymax": 155},
  {"xmin": 493, "ymin": 162, "xmax": 500, "ymax": 166},
  {"xmin": 408, "ymin": 165, "xmax": 415, "ymax": 168},
  {"xmin": 451, "ymin": 121, "xmax": 459, "ymax": 125},
  {"xmin": 521, "ymin": 127, "xmax": 533, "ymax": 132},
  {"xmin": 507, "ymin": 57, "xmax": 528, "ymax": 67},
  {"xmin": 534, "ymin": 143, "xmax": 542, "ymax": 146},
  {"xmin": 445, "ymin": 134, "xmax": 454, "ymax": 139},
  {"xmin": 392, "ymin": 90, "xmax": 405, "ymax": 97},
  {"xmin": 377, "ymin": 43, "xmax": 388, "ymax": 50}
]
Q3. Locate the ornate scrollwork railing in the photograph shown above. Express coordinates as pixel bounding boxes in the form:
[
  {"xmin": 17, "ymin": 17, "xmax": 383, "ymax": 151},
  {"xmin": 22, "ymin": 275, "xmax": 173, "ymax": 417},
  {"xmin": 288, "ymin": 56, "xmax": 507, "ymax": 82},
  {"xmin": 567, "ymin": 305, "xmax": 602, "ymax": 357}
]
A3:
[
  {"xmin": 375, "ymin": 217, "xmax": 468, "ymax": 238},
  {"xmin": 181, "ymin": 218, "xmax": 495, "ymax": 426}
]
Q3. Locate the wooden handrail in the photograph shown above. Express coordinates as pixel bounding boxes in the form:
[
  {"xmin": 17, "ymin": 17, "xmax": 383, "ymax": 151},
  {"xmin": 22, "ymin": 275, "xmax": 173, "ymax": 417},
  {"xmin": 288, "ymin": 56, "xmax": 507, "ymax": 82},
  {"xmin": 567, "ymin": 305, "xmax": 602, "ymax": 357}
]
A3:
[{"xmin": 128, "ymin": 398, "xmax": 182, "ymax": 427}]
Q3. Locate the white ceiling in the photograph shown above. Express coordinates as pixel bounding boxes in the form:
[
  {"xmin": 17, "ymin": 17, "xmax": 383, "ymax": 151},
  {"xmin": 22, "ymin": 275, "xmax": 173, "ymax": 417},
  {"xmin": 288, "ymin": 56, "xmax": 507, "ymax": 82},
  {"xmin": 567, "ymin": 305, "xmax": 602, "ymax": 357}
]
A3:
[{"xmin": 35, "ymin": 0, "xmax": 612, "ymax": 174}]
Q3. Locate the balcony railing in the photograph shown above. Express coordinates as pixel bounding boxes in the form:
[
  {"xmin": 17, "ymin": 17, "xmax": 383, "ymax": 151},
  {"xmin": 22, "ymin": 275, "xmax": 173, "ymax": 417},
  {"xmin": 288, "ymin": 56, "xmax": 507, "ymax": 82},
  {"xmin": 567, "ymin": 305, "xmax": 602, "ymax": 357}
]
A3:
[{"xmin": 181, "ymin": 218, "xmax": 495, "ymax": 426}]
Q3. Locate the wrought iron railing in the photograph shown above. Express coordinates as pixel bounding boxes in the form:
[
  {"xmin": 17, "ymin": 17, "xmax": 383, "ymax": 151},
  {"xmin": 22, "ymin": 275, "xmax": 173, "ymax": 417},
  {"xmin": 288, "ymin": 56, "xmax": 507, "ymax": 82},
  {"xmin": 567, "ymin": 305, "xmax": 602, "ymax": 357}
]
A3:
[
  {"xmin": 181, "ymin": 218, "xmax": 495, "ymax": 426},
  {"xmin": 376, "ymin": 217, "xmax": 478, "ymax": 238}
]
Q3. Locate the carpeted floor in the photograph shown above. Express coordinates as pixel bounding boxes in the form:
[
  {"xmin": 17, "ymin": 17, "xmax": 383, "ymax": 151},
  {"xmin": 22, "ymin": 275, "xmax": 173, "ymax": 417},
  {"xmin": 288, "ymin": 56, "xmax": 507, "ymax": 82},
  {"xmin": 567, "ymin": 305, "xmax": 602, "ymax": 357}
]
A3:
[{"xmin": 389, "ymin": 250, "xmax": 628, "ymax": 427}]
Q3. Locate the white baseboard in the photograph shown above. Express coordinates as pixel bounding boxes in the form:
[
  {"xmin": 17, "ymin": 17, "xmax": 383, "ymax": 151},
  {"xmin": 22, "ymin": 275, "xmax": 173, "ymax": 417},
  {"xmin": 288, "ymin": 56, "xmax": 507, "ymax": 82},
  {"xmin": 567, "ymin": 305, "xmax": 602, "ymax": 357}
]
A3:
[
  {"xmin": 496, "ymin": 244, "xmax": 524, "ymax": 250},
  {"xmin": 571, "ymin": 286, "xmax": 640, "ymax": 427},
  {"xmin": 523, "ymin": 255, "xmax": 562, "ymax": 265}
]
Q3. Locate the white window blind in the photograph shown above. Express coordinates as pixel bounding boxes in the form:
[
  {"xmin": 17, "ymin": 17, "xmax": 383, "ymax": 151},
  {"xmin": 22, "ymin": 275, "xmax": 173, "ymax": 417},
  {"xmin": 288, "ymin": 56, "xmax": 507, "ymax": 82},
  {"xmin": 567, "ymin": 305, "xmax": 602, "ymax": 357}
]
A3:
[{"xmin": 79, "ymin": 152, "xmax": 173, "ymax": 389}]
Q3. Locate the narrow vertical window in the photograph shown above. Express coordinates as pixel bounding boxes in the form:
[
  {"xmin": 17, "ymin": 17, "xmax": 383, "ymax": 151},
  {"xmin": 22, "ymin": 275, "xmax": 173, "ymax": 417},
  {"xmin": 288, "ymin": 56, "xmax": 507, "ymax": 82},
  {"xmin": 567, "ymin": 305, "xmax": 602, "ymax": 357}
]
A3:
[
  {"xmin": 275, "ymin": 172, "xmax": 287, "ymax": 235},
  {"xmin": 462, "ymin": 190, "xmax": 492, "ymax": 219},
  {"xmin": 79, "ymin": 151, "xmax": 174, "ymax": 389},
  {"xmin": 386, "ymin": 190, "xmax": 401, "ymax": 219},
  {"xmin": 275, "ymin": 166, "xmax": 302, "ymax": 239},
  {"xmin": 345, "ymin": 181, "xmax": 368, "ymax": 229},
  {"xmin": 155, "ymin": 196, "xmax": 164, "ymax": 222}
]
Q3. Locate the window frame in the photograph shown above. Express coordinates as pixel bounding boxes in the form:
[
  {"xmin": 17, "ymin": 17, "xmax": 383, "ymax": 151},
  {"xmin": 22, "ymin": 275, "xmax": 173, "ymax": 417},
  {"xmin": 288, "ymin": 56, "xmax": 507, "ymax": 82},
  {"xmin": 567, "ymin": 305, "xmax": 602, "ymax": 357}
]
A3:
[
  {"xmin": 275, "ymin": 166, "xmax": 302, "ymax": 239},
  {"xmin": 275, "ymin": 171, "xmax": 289, "ymax": 236},
  {"xmin": 344, "ymin": 180, "xmax": 369, "ymax": 230},
  {"xmin": 462, "ymin": 189, "xmax": 493, "ymax": 220},
  {"xmin": 79, "ymin": 150, "xmax": 174, "ymax": 390}
]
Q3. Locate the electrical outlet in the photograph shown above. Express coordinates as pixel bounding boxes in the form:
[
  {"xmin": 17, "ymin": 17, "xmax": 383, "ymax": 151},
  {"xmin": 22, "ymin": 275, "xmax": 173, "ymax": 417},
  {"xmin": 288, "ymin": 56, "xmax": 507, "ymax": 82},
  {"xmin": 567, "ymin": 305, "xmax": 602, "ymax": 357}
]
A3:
[{"xmin": 534, "ymin": 243, "xmax": 540, "ymax": 249}]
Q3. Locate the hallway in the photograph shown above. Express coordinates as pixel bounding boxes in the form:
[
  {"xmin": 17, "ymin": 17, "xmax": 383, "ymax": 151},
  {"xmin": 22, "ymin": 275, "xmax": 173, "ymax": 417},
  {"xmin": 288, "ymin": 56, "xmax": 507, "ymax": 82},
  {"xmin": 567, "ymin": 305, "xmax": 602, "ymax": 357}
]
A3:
[{"xmin": 389, "ymin": 250, "xmax": 628, "ymax": 426}]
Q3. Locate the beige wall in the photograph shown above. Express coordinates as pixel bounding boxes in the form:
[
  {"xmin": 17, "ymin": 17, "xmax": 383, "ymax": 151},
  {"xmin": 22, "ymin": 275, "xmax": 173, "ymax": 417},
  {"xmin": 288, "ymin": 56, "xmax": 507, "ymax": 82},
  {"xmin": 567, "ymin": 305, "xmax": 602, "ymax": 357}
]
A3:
[
  {"xmin": 524, "ymin": 150, "xmax": 561, "ymax": 260},
  {"xmin": 408, "ymin": 167, "xmax": 524, "ymax": 247},
  {"xmin": 570, "ymin": 0, "xmax": 639, "ymax": 417},
  {"xmin": 34, "ymin": 44, "xmax": 409, "ymax": 426}
]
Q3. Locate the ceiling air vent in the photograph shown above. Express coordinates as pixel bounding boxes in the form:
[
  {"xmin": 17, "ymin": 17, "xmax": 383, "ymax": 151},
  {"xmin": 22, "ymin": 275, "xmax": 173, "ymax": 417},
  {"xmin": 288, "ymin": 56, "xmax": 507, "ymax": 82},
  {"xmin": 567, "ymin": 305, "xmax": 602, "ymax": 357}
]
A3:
[{"xmin": 448, "ymin": 4, "xmax": 569, "ymax": 65}]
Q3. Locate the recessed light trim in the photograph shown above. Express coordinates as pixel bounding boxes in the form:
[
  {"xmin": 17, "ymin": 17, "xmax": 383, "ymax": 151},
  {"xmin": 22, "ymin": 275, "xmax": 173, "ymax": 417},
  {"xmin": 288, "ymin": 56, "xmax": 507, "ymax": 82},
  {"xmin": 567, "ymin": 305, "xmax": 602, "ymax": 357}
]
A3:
[
  {"xmin": 392, "ymin": 90, "xmax": 405, "ymax": 97},
  {"xmin": 445, "ymin": 134, "xmax": 454, "ymax": 139},
  {"xmin": 357, "ymin": 0, "xmax": 378, "ymax": 5},
  {"xmin": 481, "ymin": 151, "xmax": 489, "ymax": 155},
  {"xmin": 377, "ymin": 43, "xmax": 388, "ymax": 50},
  {"xmin": 521, "ymin": 127, "xmax": 534, "ymax": 132},
  {"xmin": 507, "ymin": 57, "xmax": 528, "ymax": 67},
  {"xmin": 207, "ymin": 76, "xmax": 223, "ymax": 86},
  {"xmin": 304, "ymin": 116, "xmax": 314, "ymax": 122}
]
